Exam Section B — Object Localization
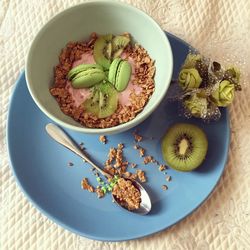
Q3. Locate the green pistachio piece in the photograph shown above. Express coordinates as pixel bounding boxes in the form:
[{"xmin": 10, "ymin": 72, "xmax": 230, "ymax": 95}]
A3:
[
  {"xmin": 210, "ymin": 80, "xmax": 235, "ymax": 107},
  {"xmin": 178, "ymin": 68, "xmax": 202, "ymax": 90}
]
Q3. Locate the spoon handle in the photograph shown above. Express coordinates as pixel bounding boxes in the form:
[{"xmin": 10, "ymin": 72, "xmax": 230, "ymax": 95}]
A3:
[{"xmin": 45, "ymin": 123, "xmax": 112, "ymax": 179}]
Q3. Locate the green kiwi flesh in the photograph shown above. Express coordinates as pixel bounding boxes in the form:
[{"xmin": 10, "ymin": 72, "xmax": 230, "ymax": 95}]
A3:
[
  {"xmin": 161, "ymin": 123, "xmax": 208, "ymax": 171},
  {"xmin": 83, "ymin": 82, "xmax": 118, "ymax": 118}
]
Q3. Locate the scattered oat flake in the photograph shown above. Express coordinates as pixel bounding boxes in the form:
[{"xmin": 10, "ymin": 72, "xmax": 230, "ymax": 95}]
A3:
[
  {"xmin": 95, "ymin": 187, "xmax": 105, "ymax": 198},
  {"xmin": 136, "ymin": 169, "xmax": 147, "ymax": 182},
  {"xmin": 143, "ymin": 156, "xmax": 154, "ymax": 164},
  {"xmin": 118, "ymin": 143, "xmax": 124, "ymax": 149},
  {"xmin": 133, "ymin": 131, "xmax": 143, "ymax": 142},
  {"xmin": 159, "ymin": 165, "xmax": 166, "ymax": 171},
  {"xmin": 166, "ymin": 176, "xmax": 172, "ymax": 182},
  {"xmin": 99, "ymin": 135, "xmax": 107, "ymax": 144},
  {"xmin": 133, "ymin": 144, "xmax": 139, "ymax": 150},
  {"xmin": 81, "ymin": 178, "xmax": 95, "ymax": 192},
  {"xmin": 162, "ymin": 185, "xmax": 168, "ymax": 191},
  {"xmin": 123, "ymin": 171, "xmax": 132, "ymax": 178},
  {"xmin": 67, "ymin": 162, "xmax": 74, "ymax": 167},
  {"xmin": 139, "ymin": 147, "xmax": 145, "ymax": 157},
  {"xmin": 130, "ymin": 173, "xmax": 138, "ymax": 180}
]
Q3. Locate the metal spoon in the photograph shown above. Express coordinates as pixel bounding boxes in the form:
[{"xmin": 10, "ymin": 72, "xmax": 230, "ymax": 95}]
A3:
[{"xmin": 45, "ymin": 123, "xmax": 152, "ymax": 215}]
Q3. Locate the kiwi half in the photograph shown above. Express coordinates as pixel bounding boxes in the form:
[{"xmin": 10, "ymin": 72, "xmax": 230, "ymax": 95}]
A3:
[
  {"xmin": 93, "ymin": 34, "xmax": 113, "ymax": 69},
  {"xmin": 83, "ymin": 82, "xmax": 118, "ymax": 118},
  {"xmin": 93, "ymin": 34, "xmax": 131, "ymax": 69},
  {"xmin": 161, "ymin": 123, "xmax": 208, "ymax": 171},
  {"xmin": 112, "ymin": 35, "xmax": 130, "ymax": 58}
]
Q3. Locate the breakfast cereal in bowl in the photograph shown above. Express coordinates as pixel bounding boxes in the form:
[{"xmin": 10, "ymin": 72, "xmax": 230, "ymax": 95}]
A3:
[{"xmin": 50, "ymin": 32, "xmax": 155, "ymax": 128}]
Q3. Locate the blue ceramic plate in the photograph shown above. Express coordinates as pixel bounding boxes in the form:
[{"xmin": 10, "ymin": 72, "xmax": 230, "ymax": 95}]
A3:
[{"xmin": 7, "ymin": 33, "xmax": 230, "ymax": 241}]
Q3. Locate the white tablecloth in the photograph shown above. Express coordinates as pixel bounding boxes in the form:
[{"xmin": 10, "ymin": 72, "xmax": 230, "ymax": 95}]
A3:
[{"xmin": 1, "ymin": 0, "xmax": 250, "ymax": 249}]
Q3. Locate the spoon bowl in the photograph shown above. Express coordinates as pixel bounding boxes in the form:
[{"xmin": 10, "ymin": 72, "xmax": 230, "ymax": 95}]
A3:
[
  {"xmin": 112, "ymin": 178, "xmax": 151, "ymax": 215},
  {"xmin": 45, "ymin": 123, "xmax": 152, "ymax": 215}
]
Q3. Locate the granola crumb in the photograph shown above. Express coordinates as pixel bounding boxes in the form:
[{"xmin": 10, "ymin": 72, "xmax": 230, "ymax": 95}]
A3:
[
  {"xmin": 162, "ymin": 185, "xmax": 168, "ymax": 191},
  {"xmin": 67, "ymin": 162, "xmax": 74, "ymax": 167},
  {"xmin": 95, "ymin": 187, "xmax": 105, "ymax": 198},
  {"xmin": 99, "ymin": 135, "xmax": 107, "ymax": 144},
  {"xmin": 130, "ymin": 173, "xmax": 138, "ymax": 180},
  {"xmin": 123, "ymin": 171, "xmax": 132, "ymax": 178},
  {"xmin": 133, "ymin": 144, "xmax": 139, "ymax": 150},
  {"xmin": 143, "ymin": 156, "xmax": 154, "ymax": 164},
  {"xmin": 139, "ymin": 147, "xmax": 145, "ymax": 157},
  {"xmin": 166, "ymin": 175, "xmax": 172, "ymax": 182},
  {"xmin": 106, "ymin": 147, "xmax": 117, "ymax": 165},
  {"xmin": 133, "ymin": 131, "xmax": 143, "ymax": 142},
  {"xmin": 136, "ymin": 169, "xmax": 147, "ymax": 182},
  {"xmin": 81, "ymin": 178, "xmax": 95, "ymax": 192},
  {"xmin": 113, "ymin": 144, "xmax": 125, "ymax": 169},
  {"xmin": 159, "ymin": 164, "xmax": 166, "ymax": 171}
]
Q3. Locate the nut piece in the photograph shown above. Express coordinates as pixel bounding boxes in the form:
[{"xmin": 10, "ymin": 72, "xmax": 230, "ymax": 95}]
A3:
[
  {"xmin": 99, "ymin": 135, "xmax": 107, "ymax": 144},
  {"xmin": 81, "ymin": 178, "xmax": 95, "ymax": 192}
]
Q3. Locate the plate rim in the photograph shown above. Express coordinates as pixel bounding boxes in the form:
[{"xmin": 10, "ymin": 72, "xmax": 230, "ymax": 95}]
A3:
[{"xmin": 6, "ymin": 33, "xmax": 230, "ymax": 242}]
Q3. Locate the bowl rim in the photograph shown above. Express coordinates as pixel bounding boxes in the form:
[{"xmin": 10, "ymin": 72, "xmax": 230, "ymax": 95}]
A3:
[{"xmin": 25, "ymin": 0, "xmax": 173, "ymax": 134}]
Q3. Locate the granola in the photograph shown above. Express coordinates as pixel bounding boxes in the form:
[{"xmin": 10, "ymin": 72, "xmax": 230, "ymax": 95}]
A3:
[
  {"xmin": 81, "ymin": 178, "xmax": 95, "ymax": 193},
  {"xmin": 99, "ymin": 135, "xmax": 107, "ymax": 144}
]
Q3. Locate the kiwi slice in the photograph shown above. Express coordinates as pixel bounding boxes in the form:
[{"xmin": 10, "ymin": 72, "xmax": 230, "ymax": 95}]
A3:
[
  {"xmin": 161, "ymin": 123, "xmax": 208, "ymax": 171},
  {"xmin": 83, "ymin": 82, "xmax": 118, "ymax": 118},
  {"xmin": 98, "ymin": 82, "xmax": 118, "ymax": 118},
  {"xmin": 112, "ymin": 35, "xmax": 130, "ymax": 58},
  {"xmin": 93, "ymin": 34, "xmax": 113, "ymax": 69},
  {"xmin": 83, "ymin": 89, "xmax": 100, "ymax": 117}
]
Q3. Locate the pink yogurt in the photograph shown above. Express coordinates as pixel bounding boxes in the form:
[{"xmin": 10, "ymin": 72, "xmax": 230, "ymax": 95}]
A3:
[{"xmin": 67, "ymin": 52, "xmax": 142, "ymax": 107}]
